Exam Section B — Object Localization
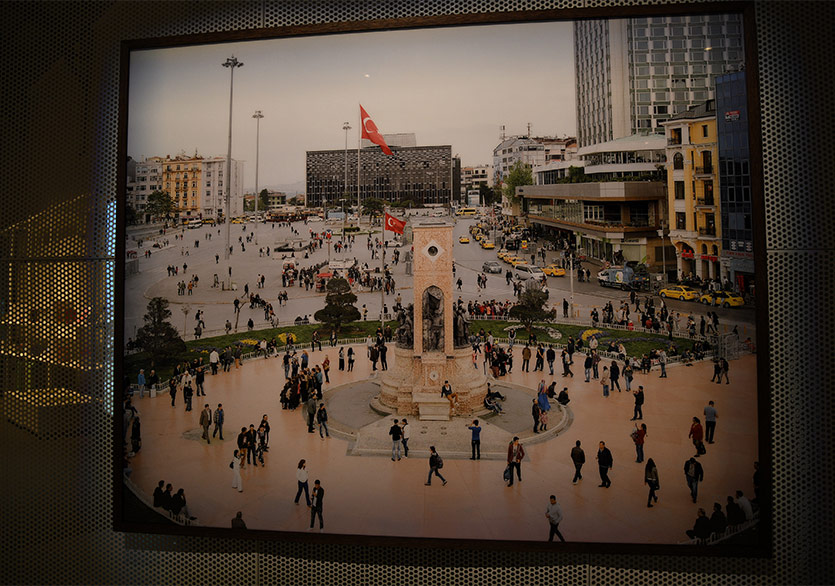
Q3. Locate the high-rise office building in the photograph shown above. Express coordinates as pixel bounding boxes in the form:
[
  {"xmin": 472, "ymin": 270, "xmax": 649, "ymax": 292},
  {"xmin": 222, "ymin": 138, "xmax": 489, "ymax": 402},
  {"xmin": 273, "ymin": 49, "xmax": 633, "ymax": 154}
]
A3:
[{"xmin": 574, "ymin": 14, "xmax": 744, "ymax": 147}]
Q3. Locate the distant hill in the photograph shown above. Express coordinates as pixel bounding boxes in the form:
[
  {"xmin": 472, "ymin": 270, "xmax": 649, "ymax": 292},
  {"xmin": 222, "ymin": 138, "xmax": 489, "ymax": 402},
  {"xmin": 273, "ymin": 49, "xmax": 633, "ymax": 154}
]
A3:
[{"xmin": 246, "ymin": 180, "xmax": 305, "ymax": 196}]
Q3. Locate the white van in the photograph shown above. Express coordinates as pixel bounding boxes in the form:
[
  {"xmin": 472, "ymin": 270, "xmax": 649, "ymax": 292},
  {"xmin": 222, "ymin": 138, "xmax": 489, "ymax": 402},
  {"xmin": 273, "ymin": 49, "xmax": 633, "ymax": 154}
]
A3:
[{"xmin": 515, "ymin": 264, "xmax": 544, "ymax": 279}]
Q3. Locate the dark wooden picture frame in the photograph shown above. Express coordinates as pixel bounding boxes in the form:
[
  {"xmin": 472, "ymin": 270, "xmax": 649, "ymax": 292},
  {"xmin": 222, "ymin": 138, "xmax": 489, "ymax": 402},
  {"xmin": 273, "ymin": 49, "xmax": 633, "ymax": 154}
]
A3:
[{"xmin": 114, "ymin": 1, "xmax": 770, "ymax": 558}]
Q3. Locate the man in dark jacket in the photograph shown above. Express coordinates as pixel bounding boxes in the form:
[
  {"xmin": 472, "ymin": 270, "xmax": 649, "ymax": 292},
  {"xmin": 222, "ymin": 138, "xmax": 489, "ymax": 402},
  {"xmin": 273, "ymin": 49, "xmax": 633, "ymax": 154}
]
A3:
[
  {"xmin": 596, "ymin": 441, "xmax": 613, "ymax": 487},
  {"xmin": 570, "ymin": 440, "xmax": 585, "ymax": 484},
  {"xmin": 686, "ymin": 508, "xmax": 712, "ymax": 542},
  {"xmin": 309, "ymin": 480, "xmax": 325, "ymax": 531},
  {"xmin": 531, "ymin": 400, "xmax": 541, "ymax": 434},
  {"xmin": 631, "ymin": 386, "xmax": 645, "ymax": 420},
  {"xmin": 507, "ymin": 437, "xmax": 525, "ymax": 486},
  {"xmin": 710, "ymin": 502, "xmax": 728, "ymax": 537},
  {"xmin": 546, "ymin": 345, "xmax": 556, "ymax": 375},
  {"xmin": 153, "ymin": 480, "xmax": 165, "ymax": 507},
  {"xmin": 684, "ymin": 457, "xmax": 705, "ymax": 503},
  {"xmin": 584, "ymin": 353, "xmax": 593, "ymax": 382}
]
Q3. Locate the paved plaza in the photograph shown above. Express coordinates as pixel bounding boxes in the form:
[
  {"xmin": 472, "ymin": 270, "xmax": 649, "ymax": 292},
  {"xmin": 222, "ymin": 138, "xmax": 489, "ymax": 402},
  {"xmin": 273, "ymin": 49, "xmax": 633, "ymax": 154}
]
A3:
[{"xmin": 124, "ymin": 215, "xmax": 759, "ymax": 543}]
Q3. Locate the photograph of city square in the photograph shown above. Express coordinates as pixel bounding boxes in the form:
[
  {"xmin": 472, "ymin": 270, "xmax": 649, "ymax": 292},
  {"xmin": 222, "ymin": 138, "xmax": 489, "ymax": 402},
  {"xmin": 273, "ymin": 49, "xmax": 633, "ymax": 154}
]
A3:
[{"xmin": 119, "ymin": 13, "xmax": 762, "ymax": 548}]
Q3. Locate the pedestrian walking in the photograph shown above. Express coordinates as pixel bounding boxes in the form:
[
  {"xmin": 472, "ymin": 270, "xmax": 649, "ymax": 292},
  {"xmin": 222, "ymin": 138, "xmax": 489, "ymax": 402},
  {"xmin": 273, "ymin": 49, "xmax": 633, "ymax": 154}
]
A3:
[
  {"xmin": 309, "ymin": 480, "xmax": 324, "ymax": 532},
  {"xmin": 644, "ymin": 458, "xmax": 660, "ymax": 507},
  {"xmin": 231, "ymin": 450, "xmax": 243, "ymax": 492},
  {"xmin": 658, "ymin": 349, "xmax": 668, "ymax": 378},
  {"xmin": 689, "ymin": 416, "xmax": 706, "ymax": 457},
  {"xmin": 633, "ymin": 423, "xmax": 647, "ymax": 463},
  {"xmin": 467, "ymin": 419, "xmax": 482, "ymax": 460},
  {"xmin": 720, "ymin": 358, "xmax": 730, "ymax": 384},
  {"xmin": 212, "ymin": 403, "xmax": 224, "ymax": 440},
  {"xmin": 400, "ymin": 418, "xmax": 410, "ymax": 458},
  {"xmin": 389, "ymin": 418, "xmax": 403, "ymax": 461},
  {"xmin": 425, "ymin": 446, "xmax": 447, "ymax": 486},
  {"xmin": 317, "ymin": 403, "xmax": 329, "ymax": 439},
  {"xmin": 584, "ymin": 353, "xmax": 593, "ymax": 382},
  {"xmin": 545, "ymin": 495, "xmax": 566, "ymax": 542},
  {"xmin": 600, "ymin": 366, "xmax": 610, "ymax": 397},
  {"xmin": 522, "ymin": 345, "xmax": 531, "ymax": 372},
  {"xmin": 338, "ymin": 347, "xmax": 345, "ymax": 371},
  {"xmin": 199, "ymin": 404, "xmax": 212, "ymax": 444},
  {"xmin": 570, "ymin": 440, "xmax": 585, "ymax": 484},
  {"xmin": 506, "ymin": 436, "xmax": 525, "ymax": 486},
  {"xmin": 631, "ymin": 385, "xmax": 645, "ymax": 420},
  {"xmin": 704, "ymin": 401, "xmax": 718, "ymax": 443},
  {"xmin": 294, "ymin": 460, "xmax": 311, "ymax": 506},
  {"xmin": 531, "ymin": 399, "xmax": 541, "ymax": 433},
  {"xmin": 684, "ymin": 457, "xmax": 704, "ymax": 503},
  {"xmin": 596, "ymin": 441, "xmax": 613, "ymax": 488}
]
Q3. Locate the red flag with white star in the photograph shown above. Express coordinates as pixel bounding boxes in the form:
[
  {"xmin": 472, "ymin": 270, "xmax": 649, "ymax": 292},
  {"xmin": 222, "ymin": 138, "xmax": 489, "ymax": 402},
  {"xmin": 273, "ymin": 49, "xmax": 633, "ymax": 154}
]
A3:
[{"xmin": 360, "ymin": 104, "xmax": 393, "ymax": 156}]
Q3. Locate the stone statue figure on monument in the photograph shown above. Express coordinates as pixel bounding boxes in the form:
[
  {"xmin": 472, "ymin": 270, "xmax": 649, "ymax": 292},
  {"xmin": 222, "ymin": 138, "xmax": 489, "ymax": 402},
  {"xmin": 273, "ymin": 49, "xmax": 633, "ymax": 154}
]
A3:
[
  {"xmin": 422, "ymin": 287, "xmax": 444, "ymax": 352},
  {"xmin": 395, "ymin": 304, "xmax": 414, "ymax": 348},
  {"xmin": 453, "ymin": 303, "xmax": 471, "ymax": 348}
]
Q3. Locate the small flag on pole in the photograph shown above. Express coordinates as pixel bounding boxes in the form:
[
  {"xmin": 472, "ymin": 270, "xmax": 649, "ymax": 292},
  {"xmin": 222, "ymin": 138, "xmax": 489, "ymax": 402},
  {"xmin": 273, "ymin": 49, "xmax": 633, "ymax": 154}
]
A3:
[
  {"xmin": 384, "ymin": 213, "xmax": 406, "ymax": 235},
  {"xmin": 360, "ymin": 104, "xmax": 393, "ymax": 156}
]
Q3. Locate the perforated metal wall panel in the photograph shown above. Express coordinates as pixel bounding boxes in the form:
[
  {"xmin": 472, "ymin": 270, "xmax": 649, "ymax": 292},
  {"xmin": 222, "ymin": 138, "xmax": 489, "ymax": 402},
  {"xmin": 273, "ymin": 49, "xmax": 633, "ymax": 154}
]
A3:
[{"xmin": 1, "ymin": 1, "xmax": 833, "ymax": 584}]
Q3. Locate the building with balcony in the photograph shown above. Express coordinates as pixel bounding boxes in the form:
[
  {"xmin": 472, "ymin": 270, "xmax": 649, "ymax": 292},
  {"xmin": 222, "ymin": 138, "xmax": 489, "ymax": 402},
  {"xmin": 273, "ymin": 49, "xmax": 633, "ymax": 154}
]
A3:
[
  {"xmin": 715, "ymin": 70, "xmax": 754, "ymax": 295},
  {"xmin": 305, "ymin": 144, "xmax": 460, "ymax": 208},
  {"xmin": 574, "ymin": 14, "xmax": 745, "ymax": 147},
  {"xmin": 661, "ymin": 100, "xmax": 722, "ymax": 281},
  {"xmin": 518, "ymin": 181, "xmax": 667, "ymax": 268}
]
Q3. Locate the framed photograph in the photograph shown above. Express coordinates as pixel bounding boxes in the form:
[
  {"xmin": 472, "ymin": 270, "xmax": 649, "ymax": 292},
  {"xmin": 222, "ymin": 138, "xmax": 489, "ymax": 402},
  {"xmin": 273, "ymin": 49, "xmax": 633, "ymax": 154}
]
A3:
[{"xmin": 115, "ymin": 1, "xmax": 769, "ymax": 556}]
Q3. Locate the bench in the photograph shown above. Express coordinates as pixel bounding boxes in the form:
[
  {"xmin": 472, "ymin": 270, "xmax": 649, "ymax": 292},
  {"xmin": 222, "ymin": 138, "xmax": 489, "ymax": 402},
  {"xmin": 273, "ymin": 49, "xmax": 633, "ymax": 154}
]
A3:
[{"xmin": 413, "ymin": 392, "xmax": 451, "ymax": 421}]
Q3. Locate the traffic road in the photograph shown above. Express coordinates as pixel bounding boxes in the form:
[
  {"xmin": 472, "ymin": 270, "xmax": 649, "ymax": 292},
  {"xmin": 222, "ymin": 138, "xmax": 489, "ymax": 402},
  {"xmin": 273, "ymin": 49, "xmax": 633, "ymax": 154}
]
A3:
[{"xmin": 123, "ymin": 213, "xmax": 756, "ymax": 343}]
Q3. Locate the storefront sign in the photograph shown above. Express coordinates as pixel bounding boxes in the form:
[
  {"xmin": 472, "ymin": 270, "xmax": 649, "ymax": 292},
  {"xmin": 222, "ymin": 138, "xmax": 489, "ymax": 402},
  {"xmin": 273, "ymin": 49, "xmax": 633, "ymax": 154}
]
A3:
[{"xmin": 724, "ymin": 110, "xmax": 740, "ymax": 121}]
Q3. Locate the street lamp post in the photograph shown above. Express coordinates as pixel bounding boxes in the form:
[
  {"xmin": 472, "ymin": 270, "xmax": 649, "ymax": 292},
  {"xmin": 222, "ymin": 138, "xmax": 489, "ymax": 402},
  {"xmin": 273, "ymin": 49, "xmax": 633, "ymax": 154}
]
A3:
[
  {"xmin": 252, "ymin": 109, "xmax": 263, "ymax": 246},
  {"xmin": 658, "ymin": 219, "xmax": 668, "ymax": 284},
  {"xmin": 222, "ymin": 55, "xmax": 243, "ymax": 290}
]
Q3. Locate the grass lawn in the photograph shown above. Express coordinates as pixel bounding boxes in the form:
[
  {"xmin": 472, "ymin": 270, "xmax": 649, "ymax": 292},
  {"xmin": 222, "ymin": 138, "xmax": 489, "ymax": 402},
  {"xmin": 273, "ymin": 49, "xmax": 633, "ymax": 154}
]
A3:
[
  {"xmin": 125, "ymin": 317, "xmax": 694, "ymax": 381},
  {"xmin": 471, "ymin": 319, "xmax": 694, "ymax": 358},
  {"xmin": 125, "ymin": 320, "xmax": 397, "ymax": 380}
]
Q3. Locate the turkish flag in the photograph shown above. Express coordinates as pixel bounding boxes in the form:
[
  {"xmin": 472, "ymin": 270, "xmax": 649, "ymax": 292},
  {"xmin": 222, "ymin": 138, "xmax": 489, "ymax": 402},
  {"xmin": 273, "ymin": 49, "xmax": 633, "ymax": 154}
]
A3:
[
  {"xmin": 360, "ymin": 105, "xmax": 393, "ymax": 156},
  {"xmin": 385, "ymin": 213, "xmax": 405, "ymax": 234}
]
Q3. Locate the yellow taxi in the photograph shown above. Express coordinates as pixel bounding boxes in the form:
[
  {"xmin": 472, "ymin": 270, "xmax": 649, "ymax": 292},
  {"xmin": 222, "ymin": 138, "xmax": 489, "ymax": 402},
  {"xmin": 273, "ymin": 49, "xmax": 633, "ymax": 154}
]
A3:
[
  {"xmin": 496, "ymin": 249, "xmax": 510, "ymax": 261},
  {"xmin": 474, "ymin": 233, "xmax": 484, "ymax": 242},
  {"xmin": 699, "ymin": 290, "xmax": 745, "ymax": 308},
  {"xmin": 502, "ymin": 255, "xmax": 519, "ymax": 264},
  {"xmin": 231, "ymin": 217, "xmax": 245, "ymax": 224},
  {"xmin": 481, "ymin": 240, "xmax": 495, "ymax": 249},
  {"xmin": 659, "ymin": 285, "xmax": 699, "ymax": 301},
  {"xmin": 542, "ymin": 264, "xmax": 567, "ymax": 277},
  {"xmin": 458, "ymin": 236, "xmax": 470, "ymax": 244},
  {"xmin": 509, "ymin": 257, "xmax": 527, "ymax": 267}
]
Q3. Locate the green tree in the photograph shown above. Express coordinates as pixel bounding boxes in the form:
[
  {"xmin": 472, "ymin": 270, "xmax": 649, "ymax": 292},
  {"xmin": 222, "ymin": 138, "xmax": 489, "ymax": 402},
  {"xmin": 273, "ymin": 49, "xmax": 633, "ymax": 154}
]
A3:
[
  {"xmin": 145, "ymin": 190, "xmax": 174, "ymax": 221},
  {"xmin": 567, "ymin": 165, "xmax": 587, "ymax": 183},
  {"xmin": 259, "ymin": 188, "xmax": 270, "ymax": 211},
  {"xmin": 313, "ymin": 277, "xmax": 361, "ymax": 333},
  {"xmin": 502, "ymin": 161, "xmax": 533, "ymax": 204},
  {"xmin": 508, "ymin": 288, "xmax": 556, "ymax": 334},
  {"xmin": 361, "ymin": 197, "xmax": 384, "ymax": 219},
  {"xmin": 288, "ymin": 195, "xmax": 304, "ymax": 206},
  {"xmin": 479, "ymin": 183, "xmax": 497, "ymax": 206},
  {"xmin": 134, "ymin": 297, "xmax": 186, "ymax": 366}
]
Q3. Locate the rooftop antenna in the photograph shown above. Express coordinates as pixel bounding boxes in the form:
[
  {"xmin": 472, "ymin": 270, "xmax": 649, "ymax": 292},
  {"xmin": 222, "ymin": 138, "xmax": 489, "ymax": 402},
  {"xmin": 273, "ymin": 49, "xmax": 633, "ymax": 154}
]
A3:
[
  {"xmin": 500, "ymin": 125, "xmax": 506, "ymax": 140},
  {"xmin": 527, "ymin": 123, "xmax": 532, "ymax": 138}
]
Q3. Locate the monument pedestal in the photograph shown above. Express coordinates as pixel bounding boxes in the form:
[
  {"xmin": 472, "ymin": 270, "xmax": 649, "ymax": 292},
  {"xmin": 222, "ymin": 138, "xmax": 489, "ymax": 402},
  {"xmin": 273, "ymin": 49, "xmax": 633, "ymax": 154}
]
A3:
[
  {"xmin": 379, "ymin": 347, "xmax": 487, "ymax": 419},
  {"xmin": 377, "ymin": 219, "xmax": 487, "ymax": 420}
]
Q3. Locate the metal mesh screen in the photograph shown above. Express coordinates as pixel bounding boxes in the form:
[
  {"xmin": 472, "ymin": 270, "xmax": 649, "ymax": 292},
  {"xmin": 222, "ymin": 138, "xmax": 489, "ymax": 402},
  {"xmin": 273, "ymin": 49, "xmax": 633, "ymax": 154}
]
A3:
[{"xmin": 1, "ymin": 0, "xmax": 833, "ymax": 584}]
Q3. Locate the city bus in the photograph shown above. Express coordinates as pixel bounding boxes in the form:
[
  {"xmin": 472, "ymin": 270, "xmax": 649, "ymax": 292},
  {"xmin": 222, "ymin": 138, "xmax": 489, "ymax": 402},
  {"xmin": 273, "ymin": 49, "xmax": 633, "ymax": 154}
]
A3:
[{"xmin": 456, "ymin": 207, "xmax": 477, "ymax": 217}]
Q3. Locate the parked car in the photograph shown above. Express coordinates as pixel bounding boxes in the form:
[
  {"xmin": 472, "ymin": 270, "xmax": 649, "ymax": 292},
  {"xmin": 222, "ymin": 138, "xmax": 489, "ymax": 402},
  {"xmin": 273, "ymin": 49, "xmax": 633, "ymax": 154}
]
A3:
[{"xmin": 482, "ymin": 261, "xmax": 502, "ymax": 274}]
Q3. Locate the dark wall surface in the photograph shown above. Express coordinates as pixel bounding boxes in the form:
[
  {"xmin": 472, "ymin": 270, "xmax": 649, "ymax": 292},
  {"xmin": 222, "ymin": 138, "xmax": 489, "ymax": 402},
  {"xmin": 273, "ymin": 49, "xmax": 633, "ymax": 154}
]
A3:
[{"xmin": 1, "ymin": 1, "xmax": 833, "ymax": 584}]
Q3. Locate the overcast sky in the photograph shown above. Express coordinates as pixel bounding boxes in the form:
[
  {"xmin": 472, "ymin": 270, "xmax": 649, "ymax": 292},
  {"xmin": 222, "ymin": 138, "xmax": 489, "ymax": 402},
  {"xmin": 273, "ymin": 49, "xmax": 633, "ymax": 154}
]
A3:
[{"xmin": 128, "ymin": 21, "xmax": 576, "ymax": 191}]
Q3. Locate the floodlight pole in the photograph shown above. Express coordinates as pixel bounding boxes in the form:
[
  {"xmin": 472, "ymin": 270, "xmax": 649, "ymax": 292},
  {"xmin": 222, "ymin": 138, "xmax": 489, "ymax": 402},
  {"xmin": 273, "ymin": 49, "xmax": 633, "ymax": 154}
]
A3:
[
  {"xmin": 253, "ymin": 109, "xmax": 263, "ymax": 246},
  {"xmin": 222, "ymin": 55, "xmax": 243, "ymax": 289}
]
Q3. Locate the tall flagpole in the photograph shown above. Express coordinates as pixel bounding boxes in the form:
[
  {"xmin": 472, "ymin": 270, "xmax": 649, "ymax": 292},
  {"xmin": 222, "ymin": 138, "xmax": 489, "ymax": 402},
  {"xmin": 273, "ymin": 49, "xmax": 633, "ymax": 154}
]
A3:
[
  {"xmin": 381, "ymin": 204, "xmax": 386, "ymax": 331},
  {"xmin": 357, "ymin": 104, "xmax": 361, "ymax": 227}
]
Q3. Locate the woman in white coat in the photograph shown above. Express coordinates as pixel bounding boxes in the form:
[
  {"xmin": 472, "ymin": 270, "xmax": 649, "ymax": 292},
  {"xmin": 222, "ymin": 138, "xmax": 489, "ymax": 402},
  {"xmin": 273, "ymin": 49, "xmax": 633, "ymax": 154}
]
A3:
[{"xmin": 231, "ymin": 449, "xmax": 243, "ymax": 492}]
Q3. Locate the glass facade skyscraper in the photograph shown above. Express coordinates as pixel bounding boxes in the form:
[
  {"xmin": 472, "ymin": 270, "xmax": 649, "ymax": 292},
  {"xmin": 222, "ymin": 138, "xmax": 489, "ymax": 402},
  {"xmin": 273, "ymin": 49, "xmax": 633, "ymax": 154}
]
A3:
[
  {"xmin": 715, "ymin": 70, "xmax": 754, "ymax": 294},
  {"xmin": 575, "ymin": 14, "xmax": 745, "ymax": 147}
]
